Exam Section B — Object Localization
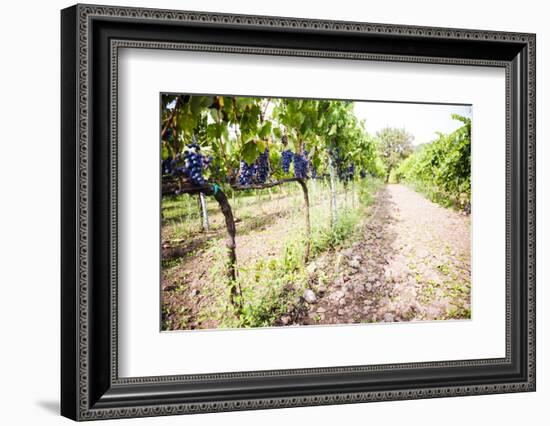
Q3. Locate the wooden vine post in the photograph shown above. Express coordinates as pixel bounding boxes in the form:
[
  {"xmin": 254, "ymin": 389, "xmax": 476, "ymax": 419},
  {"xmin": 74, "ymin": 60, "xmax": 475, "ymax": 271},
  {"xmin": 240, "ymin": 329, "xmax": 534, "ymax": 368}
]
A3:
[
  {"xmin": 209, "ymin": 187, "xmax": 241, "ymax": 309},
  {"xmin": 296, "ymin": 179, "xmax": 311, "ymax": 263},
  {"xmin": 329, "ymin": 157, "xmax": 338, "ymax": 227},
  {"xmin": 162, "ymin": 177, "xmax": 240, "ymax": 309},
  {"xmin": 198, "ymin": 193, "xmax": 210, "ymax": 231}
]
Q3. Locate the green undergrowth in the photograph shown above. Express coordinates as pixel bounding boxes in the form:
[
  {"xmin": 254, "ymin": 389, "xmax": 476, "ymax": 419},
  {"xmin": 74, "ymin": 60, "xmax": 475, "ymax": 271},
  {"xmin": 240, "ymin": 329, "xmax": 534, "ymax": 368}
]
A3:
[{"xmin": 405, "ymin": 180, "xmax": 469, "ymax": 212}]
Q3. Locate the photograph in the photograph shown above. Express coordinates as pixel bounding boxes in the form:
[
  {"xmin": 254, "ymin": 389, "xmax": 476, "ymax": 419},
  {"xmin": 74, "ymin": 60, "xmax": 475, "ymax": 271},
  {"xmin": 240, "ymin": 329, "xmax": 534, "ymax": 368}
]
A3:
[{"xmin": 160, "ymin": 94, "xmax": 472, "ymax": 331}]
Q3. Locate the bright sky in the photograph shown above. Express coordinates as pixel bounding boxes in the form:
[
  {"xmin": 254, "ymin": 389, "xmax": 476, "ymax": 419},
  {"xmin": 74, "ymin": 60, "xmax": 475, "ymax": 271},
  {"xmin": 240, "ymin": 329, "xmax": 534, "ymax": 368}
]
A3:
[{"xmin": 353, "ymin": 102, "xmax": 472, "ymax": 146}]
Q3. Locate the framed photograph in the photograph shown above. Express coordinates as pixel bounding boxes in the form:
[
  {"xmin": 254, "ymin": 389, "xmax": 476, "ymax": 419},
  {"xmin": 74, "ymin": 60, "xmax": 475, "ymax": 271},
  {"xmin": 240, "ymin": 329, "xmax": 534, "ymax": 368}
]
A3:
[{"xmin": 61, "ymin": 4, "xmax": 536, "ymax": 421}]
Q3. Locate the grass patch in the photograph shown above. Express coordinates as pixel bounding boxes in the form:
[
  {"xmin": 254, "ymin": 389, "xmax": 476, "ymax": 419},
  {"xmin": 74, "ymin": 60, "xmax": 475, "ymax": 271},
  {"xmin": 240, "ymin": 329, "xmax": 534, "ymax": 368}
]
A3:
[
  {"xmin": 311, "ymin": 208, "xmax": 361, "ymax": 255},
  {"xmin": 218, "ymin": 239, "xmax": 308, "ymax": 328}
]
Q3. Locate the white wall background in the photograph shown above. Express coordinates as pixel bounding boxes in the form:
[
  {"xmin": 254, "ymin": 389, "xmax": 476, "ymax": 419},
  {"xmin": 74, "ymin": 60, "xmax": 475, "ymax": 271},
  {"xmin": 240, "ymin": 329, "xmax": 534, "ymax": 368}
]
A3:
[{"xmin": 0, "ymin": 0, "xmax": 546, "ymax": 424}]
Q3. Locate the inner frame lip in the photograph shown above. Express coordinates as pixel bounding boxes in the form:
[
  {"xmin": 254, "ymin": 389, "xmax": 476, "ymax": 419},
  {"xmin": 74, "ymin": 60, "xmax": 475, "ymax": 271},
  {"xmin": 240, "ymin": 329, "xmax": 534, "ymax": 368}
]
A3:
[{"xmin": 157, "ymin": 90, "xmax": 474, "ymax": 334}]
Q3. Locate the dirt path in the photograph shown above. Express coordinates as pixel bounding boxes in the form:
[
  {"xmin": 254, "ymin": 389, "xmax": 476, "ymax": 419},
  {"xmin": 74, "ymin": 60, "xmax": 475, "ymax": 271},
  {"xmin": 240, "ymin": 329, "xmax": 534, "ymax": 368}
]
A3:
[{"xmin": 302, "ymin": 184, "xmax": 471, "ymax": 324}]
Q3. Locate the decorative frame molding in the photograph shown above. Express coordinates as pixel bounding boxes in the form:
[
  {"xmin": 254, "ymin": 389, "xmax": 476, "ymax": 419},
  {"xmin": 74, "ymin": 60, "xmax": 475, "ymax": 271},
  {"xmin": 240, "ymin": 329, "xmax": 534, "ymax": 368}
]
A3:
[{"xmin": 61, "ymin": 4, "xmax": 535, "ymax": 421}]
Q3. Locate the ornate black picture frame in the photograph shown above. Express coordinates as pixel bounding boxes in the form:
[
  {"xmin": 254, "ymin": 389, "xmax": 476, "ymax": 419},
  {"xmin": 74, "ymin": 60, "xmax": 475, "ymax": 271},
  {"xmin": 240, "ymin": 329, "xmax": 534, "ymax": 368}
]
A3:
[{"xmin": 61, "ymin": 4, "xmax": 536, "ymax": 421}]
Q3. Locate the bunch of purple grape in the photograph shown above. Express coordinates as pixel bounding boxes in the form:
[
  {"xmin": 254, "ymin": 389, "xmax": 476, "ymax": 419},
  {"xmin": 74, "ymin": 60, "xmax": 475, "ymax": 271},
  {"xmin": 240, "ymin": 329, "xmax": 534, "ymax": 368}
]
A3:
[
  {"xmin": 203, "ymin": 155, "xmax": 213, "ymax": 170},
  {"xmin": 255, "ymin": 148, "xmax": 270, "ymax": 184},
  {"xmin": 293, "ymin": 152, "xmax": 309, "ymax": 179},
  {"xmin": 360, "ymin": 169, "xmax": 367, "ymax": 179},
  {"xmin": 239, "ymin": 160, "xmax": 255, "ymax": 186},
  {"xmin": 338, "ymin": 163, "xmax": 355, "ymax": 182},
  {"xmin": 162, "ymin": 156, "xmax": 174, "ymax": 175},
  {"xmin": 169, "ymin": 142, "xmax": 207, "ymax": 186},
  {"xmin": 281, "ymin": 149, "xmax": 293, "ymax": 173},
  {"xmin": 238, "ymin": 148, "xmax": 271, "ymax": 186},
  {"xmin": 183, "ymin": 143, "xmax": 206, "ymax": 186}
]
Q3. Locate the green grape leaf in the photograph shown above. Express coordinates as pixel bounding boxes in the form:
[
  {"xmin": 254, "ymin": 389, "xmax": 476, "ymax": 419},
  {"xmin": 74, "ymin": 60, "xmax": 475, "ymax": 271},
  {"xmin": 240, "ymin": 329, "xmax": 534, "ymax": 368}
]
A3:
[
  {"xmin": 256, "ymin": 139, "xmax": 266, "ymax": 153},
  {"xmin": 241, "ymin": 140, "xmax": 259, "ymax": 165},
  {"xmin": 258, "ymin": 121, "xmax": 272, "ymax": 139}
]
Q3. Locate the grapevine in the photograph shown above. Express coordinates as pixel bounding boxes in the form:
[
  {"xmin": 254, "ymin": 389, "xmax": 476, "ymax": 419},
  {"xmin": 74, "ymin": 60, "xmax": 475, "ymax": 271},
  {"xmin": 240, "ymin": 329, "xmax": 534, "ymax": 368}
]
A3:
[{"xmin": 395, "ymin": 115, "xmax": 471, "ymax": 209}]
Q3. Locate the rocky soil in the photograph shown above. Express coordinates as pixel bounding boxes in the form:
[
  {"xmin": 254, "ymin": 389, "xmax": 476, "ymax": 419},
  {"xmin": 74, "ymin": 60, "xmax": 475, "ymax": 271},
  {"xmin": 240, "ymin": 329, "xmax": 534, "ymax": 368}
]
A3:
[{"xmin": 294, "ymin": 184, "xmax": 471, "ymax": 325}]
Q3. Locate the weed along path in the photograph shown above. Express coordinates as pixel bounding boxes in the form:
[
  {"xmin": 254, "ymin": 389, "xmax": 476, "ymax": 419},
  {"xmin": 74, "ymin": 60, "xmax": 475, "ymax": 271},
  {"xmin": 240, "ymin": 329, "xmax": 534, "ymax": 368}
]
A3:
[{"xmin": 300, "ymin": 184, "xmax": 471, "ymax": 325}]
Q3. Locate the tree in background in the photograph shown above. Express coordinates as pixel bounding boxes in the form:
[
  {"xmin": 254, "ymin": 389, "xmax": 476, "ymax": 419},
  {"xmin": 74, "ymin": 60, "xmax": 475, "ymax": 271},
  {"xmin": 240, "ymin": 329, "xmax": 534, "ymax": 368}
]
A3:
[{"xmin": 376, "ymin": 127, "xmax": 414, "ymax": 182}]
